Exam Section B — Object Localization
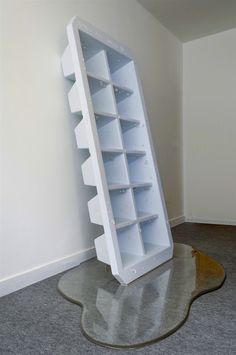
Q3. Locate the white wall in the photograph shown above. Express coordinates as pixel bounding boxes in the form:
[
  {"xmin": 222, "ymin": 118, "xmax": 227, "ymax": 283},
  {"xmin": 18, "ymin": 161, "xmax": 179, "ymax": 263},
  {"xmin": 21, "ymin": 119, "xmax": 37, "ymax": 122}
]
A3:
[
  {"xmin": 0, "ymin": 0, "xmax": 183, "ymax": 295},
  {"xmin": 0, "ymin": 0, "xmax": 3, "ymax": 284},
  {"xmin": 183, "ymin": 29, "xmax": 236, "ymax": 224}
]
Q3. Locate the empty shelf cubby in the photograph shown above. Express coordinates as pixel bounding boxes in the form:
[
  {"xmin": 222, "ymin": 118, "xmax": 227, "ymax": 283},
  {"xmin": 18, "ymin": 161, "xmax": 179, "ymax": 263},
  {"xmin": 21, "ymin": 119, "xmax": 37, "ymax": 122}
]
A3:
[
  {"xmin": 117, "ymin": 224, "xmax": 145, "ymax": 267},
  {"xmin": 110, "ymin": 61, "xmax": 135, "ymax": 89},
  {"xmin": 140, "ymin": 219, "xmax": 166, "ymax": 253},
  {"xmin": 90, "ymin": 84, "xmax": 116, "ymax": 114},
  {"xmin": 113, "ymin": 84, "xmax": 133, "ymax": 103},
  {"xmin": 109, "ymin": 189, "xmax": 136, "ymax": 229},
  {"xmin": 96, "ymin": 115, "xmax": 122, "ymax": 151},
  {"xmin": 126, "ymin": 153, "xmax": 150, "ymax": 184},
  {"xmin": 106, "ymin": 50, "xmax": 131, "ymax": 75},
  {"xmin": 112, "ymin": 61, "xmax": 143, "ymax": 118},
  {"xmin": 61, "ymin": 17, "xmax": 173, "ymax": 284},
  {"xmin": 102, "ymin": 151, "xmax": 129, "ymax": 187},
  {"xmin": 87, "ymin": 74, "xmax": 109, "ymax": 95},
  {"xmin": 133, "ymin": 187, "xmax": 157, "ymax": 217},
  {"xmin": 85, "ymin": 50, "xmax": 110, "ymax": 81},
  {"xmin": 120, "ymin": 120, "xmax": 144, "ymax": 151}
]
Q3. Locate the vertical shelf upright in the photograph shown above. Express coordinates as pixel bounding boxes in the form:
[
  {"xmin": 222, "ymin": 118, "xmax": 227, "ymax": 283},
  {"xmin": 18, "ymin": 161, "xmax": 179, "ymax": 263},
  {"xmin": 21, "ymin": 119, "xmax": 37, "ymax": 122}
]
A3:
[{"xmin": 61, "ymin": 17, "xmax": 173, "ymax": 284}]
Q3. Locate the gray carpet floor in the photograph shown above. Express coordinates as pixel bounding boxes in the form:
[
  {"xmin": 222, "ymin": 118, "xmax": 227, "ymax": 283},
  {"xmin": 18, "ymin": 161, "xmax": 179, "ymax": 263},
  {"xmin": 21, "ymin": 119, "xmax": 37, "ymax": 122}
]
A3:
[{"xmin": 0, "ymin": 223, "xmax": 235, "ymax": 355}]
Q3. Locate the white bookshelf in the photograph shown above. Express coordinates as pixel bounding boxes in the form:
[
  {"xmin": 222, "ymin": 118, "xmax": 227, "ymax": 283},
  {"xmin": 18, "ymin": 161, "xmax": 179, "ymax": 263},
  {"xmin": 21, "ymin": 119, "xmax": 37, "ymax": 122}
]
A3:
[{"xmin": 61, "ymin": 17, "xmax": 173, "ymax": 284}]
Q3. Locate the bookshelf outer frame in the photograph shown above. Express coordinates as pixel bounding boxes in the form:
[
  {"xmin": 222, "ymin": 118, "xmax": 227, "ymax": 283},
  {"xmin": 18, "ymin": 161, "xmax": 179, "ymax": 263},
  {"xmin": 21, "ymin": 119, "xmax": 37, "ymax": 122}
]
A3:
[{"xmin": 62, "ymin": 16, "xmax": 173, "ymax": 284}]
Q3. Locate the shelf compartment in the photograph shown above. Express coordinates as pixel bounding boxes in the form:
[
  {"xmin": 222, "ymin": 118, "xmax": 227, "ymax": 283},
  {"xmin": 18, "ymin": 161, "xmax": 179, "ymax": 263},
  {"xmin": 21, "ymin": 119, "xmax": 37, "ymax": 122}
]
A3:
[
  {"xmin": 91, "ymin": 84, "xmax": 116, "ymax": 114},
  {"xmin": 114, "ymin": 61, "xmax": 143, "ymax": 117},
  {"xmin": 140, "ymin": 219, "xmax": 165, "ymax": 252},
  {"xmin": 87, "ymin": 74, "xmax": 110, "ymax": 95},
  {"xmin": 85, "ymin": 50, "xmax": 110, "ymax": 80},
  {"xmin": 80, "ymin": 30, "xmax": 132, "ymax": 74},
  {"xmin": 96, "ymin": 117, "xmax": 122, "ymax": 151},
  {"xmin": 133, "ymin": 187, "xmax": 157, "ymax": 218},
  {"xmin": 106, "ymin": 50, "xmax": 132, "ymax": 74},
  {"xmin": 113, "ymin": 84, "xmax": 133, "ymax": 103},
  {"xmin": 116, "ymin": 93, "xmax": 142, "ymax": 118},
  {"xmin": 120, "ymin": 122, "xmax": 145, "ymax": 151},
  {"xmin": 126, "ymin": 153, "xmax": 150, "ymax": 184},
  {"xmin": 110, "ymin": 60, "xmax": 134, "ymax": 90},
  {"xmin": 117, "ymin": 225, "xmax": 145, "ymax": 267},
  {"xmin": 110, "ymin": 189, "xmax": 136, "ymax": 225},
  {"xmin": 102, "ymin": 151, "xmax": 129, "ymax": 185},
  {"xmin": 121, "ymin": 240, "xmax": 169, "ymax": 270},
  {"xmin": 119, "ymin": 116, "xmax": 139, "ymax": 130}
]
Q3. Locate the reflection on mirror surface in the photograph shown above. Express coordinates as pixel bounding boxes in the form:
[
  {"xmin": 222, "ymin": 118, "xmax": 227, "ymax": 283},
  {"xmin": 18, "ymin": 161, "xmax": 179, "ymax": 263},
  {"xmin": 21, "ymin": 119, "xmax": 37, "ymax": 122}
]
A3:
[{"xmin": 58, "ymin": 243, "xmax": 225, "ymax": 348}]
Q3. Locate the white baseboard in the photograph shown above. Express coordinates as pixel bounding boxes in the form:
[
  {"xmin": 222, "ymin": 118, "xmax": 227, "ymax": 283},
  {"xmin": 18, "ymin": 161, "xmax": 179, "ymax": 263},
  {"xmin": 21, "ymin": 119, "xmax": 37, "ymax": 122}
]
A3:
[
  {"xmin": 0, "ymin": 247, "xmax": 96, "ymax": 298},
  {"xmin": 169, "ymin": 215, "xmax": 185, "ymax": 227},
  {"xmin": 185, "ymin": 217, "xmax": 236, "ymax": 226},
  {"xmin": 0, "ymin": 215, "xmax": 186, "ymax": 298}
]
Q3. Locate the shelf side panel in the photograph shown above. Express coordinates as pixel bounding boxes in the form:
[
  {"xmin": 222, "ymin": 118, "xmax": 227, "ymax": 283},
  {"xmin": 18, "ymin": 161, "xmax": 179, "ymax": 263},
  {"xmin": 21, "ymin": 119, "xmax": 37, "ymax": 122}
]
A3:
[
  {"xmin": 81, "ymin": 157, "xmax": 95, "ymax": 186},
  {"xmin": 74, "ymin": 119, "xmax": 88, "ymax": 149},
  {"xmin": 68, "ymin": 83, "xmax": 82, "ymax": 114},
  {"xmin": 61, "ymin": 45, "xmax": 75, "ymax": 80},
  {"xmin": 88, "ymin": 195, "xmax": 103, "ymax": 225},
  {"xmin": 95, "ymin": 234, "xmax": 110, "ymax": 265}
]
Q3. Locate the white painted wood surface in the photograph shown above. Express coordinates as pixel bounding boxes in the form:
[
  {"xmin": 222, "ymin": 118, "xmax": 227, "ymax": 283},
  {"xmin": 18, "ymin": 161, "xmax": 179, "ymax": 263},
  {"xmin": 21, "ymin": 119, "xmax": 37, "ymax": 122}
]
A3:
[{"xmin": 61, "ymin": 17, "xmax": 173, "ymax": 284}]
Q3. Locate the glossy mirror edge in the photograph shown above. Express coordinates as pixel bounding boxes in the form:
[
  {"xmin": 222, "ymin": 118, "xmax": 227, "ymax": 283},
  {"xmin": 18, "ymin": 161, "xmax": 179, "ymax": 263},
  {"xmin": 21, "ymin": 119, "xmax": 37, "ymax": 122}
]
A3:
[{"xmin": 58, "ymin": 243, "xmax": 226, "ymax": 349}]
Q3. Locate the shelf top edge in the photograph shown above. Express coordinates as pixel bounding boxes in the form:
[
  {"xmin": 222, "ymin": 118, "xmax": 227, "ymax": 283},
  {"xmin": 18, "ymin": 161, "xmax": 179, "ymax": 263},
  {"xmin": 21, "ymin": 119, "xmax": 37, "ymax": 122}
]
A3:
[{"xmin": 68, "ymin": 16, "xmax": 133, "ymax": 60}]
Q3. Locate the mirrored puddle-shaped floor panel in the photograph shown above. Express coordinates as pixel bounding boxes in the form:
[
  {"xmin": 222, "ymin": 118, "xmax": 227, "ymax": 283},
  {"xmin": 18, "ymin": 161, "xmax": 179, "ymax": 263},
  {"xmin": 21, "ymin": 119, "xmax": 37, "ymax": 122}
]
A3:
[{"xmin": 58, "ymin": 243, "xmax": 225, "ymax": 349}]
